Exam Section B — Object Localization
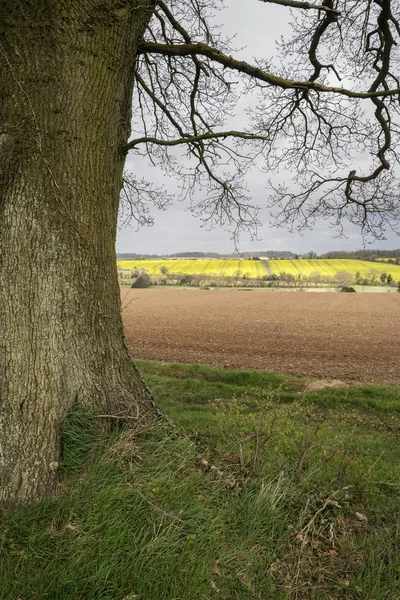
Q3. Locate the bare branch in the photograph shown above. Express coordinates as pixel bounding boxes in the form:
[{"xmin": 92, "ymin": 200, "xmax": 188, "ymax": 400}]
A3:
[
  {"xmin": 259, "ymin": 0, "xmax": 341, "ymax": 15},
  {"xmin": 122, "ymin": 0, "xmax": 400, "ymax": 243},
  {"xmin": 119, "ymin": 173, "xmax": 173, "ymax": 229},
  {"xmin": 125, "ymin": 130, "xmax": 270, "ymax": 151},
  {"xmin": 138, "ymin": 41, "xmax": 400, "ymax": 99}
]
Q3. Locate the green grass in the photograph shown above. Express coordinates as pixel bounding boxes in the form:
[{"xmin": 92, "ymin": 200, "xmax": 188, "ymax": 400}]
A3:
[{"xmin": 1, "ymin": 361, "xmax": 399, "ymax": 599}]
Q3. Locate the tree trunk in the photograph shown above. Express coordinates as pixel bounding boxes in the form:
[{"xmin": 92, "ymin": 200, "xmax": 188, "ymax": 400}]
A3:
[{"xmin": 0, "ymin": 0, "xmax": 157, "ymax": 507}]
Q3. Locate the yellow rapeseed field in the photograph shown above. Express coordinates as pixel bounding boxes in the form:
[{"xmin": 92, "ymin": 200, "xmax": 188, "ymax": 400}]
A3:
[
  {"xmin": 117, "ymin": 259, "xmax": 267, "ymax": 278},
  {"xmin": 117, "ymin": 258, "xmax": 400, "ymax": 281},
  {"xmin": 267, "ymin": 259, "xmax": 400, "ymax": 279}
]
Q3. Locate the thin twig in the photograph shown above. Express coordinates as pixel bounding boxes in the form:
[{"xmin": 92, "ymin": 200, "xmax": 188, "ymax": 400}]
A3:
[
  {"xmin": 297, "ymin": 498, "xmax": 341, "ymax": 548},
  {"xmin": 95, "ymin": 414, "xmax": 139, "ymax": 420}
]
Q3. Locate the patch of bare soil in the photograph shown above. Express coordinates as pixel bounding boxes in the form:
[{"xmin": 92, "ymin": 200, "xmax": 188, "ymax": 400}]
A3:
[
  {"xmin": 121, "ymin": 288, "xmax": 400, "ymax": 384},
  {"xmin": 303, "ymin": 379, "xmax": 348, "ymax": 393}
]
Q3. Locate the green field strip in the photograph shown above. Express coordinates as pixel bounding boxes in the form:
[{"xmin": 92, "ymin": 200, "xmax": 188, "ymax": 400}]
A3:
[
  {"xmin": 262, "ymin": 259, "xmax": 271, "ymax": 275},
  {"xmin": 256, "ymin": 259, "xmax": 268, "ymax": 277}
]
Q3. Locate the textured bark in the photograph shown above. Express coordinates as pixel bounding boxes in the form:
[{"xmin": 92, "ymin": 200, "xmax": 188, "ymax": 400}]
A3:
[{"xmin": 0, "ymin": 0, "xmax": 157, "ymax": 507}]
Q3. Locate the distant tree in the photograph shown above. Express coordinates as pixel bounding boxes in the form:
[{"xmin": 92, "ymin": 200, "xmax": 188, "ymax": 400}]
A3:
[
  {"xmin": 334, "ymin": 271, "xmax": 354, "ymax": 288},
  {"xmin": 308, "ymin": 271, "xmax": 323, "ymax": 284},
  {"xmin": 387, "ymin": 274, "xmax": 393, "ymax": 285},
  {"xmin": 366, "ymin": 268, "xmax": 380, "ymax": 284},
  {"xmin": 263, "ymin": 274, "xmax": 279, "ymax": 281},
  {"xmin": 280, "ymin": 272, "xmax": 295, "ymax": 283},
  {"xmin": 180, "ymin": 274, "xmax": 193, "ymax": 286},
  {"xmin": 160, "ymin": 265, "xmax": 169, "ymax": 275},
  {"xmin": 131, "ymin": 270, "xmax": 151, "ymax": 288},
  {"xmin": 380, "ymin": 272, "xmax": 387, "ymax": 284}
]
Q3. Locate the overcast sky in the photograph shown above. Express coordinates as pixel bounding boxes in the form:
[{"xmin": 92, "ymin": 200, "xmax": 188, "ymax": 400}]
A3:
[{"xmin": 117, "ymin": 0, "xmax": 400, "ymax": 255}]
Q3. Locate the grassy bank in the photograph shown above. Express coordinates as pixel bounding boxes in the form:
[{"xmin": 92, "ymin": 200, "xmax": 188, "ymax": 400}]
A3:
[{"xmin": 1, "ymin": 361, "xmax": 399, "ymax": 599}]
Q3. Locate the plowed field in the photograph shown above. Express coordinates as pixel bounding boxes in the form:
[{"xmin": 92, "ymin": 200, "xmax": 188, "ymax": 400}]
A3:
[{"xmin": 121, "ymin": 289, "xmax": 400, "ymax": 383}]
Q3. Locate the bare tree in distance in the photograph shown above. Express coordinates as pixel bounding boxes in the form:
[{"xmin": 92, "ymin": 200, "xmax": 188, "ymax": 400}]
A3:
[
  {"xmin": 1, "ymin": 0, "xmax": 400, "ymax": 507},
  {"xmin": 334, "ymin": 270, "xmax": 354, "ymax": 288}
]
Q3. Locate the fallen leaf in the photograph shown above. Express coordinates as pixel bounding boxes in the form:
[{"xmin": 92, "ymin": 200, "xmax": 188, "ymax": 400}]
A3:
[
  {"xmin": 355, "ymin": 512, "xmax": 368, "ymax": 522},
  {"xmin": 210, "ymin": 465, "xmax": 223, "ymax": 476},
  {"xmin": 64, "ymin": 522, "xmax": 79, "ymax": 532}
]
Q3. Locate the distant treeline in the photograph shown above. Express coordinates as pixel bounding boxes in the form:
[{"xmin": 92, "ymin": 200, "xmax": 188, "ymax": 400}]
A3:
[
  {"xmin": 168, "ymin": 250, "xmax": 296, "ymax": 258},
  {"xmin": 117, "ymin": 250, "xmax": 296, "ymax": 259},
  {"xmin": 117, "ymin": 249, "xmax": 400, "ymax": 260},
  {"xmin": 117, "ymin": 253, "xmax": 161, "ymax": 259},
  {"xmin": 321, "ymin": 249, "xmax": 400, "ymax": 260}
]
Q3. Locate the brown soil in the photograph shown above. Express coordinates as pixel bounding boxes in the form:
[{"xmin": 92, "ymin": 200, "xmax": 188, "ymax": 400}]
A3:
[{"xmin": 121, "ymin": 288, "xmax": 400, "ymax": 384}]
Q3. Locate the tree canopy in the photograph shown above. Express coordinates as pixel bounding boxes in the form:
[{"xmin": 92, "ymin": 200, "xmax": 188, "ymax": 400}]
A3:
[{"xmin": 120, "ymin": 0, "xmax": 400, "ymax": 245}]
